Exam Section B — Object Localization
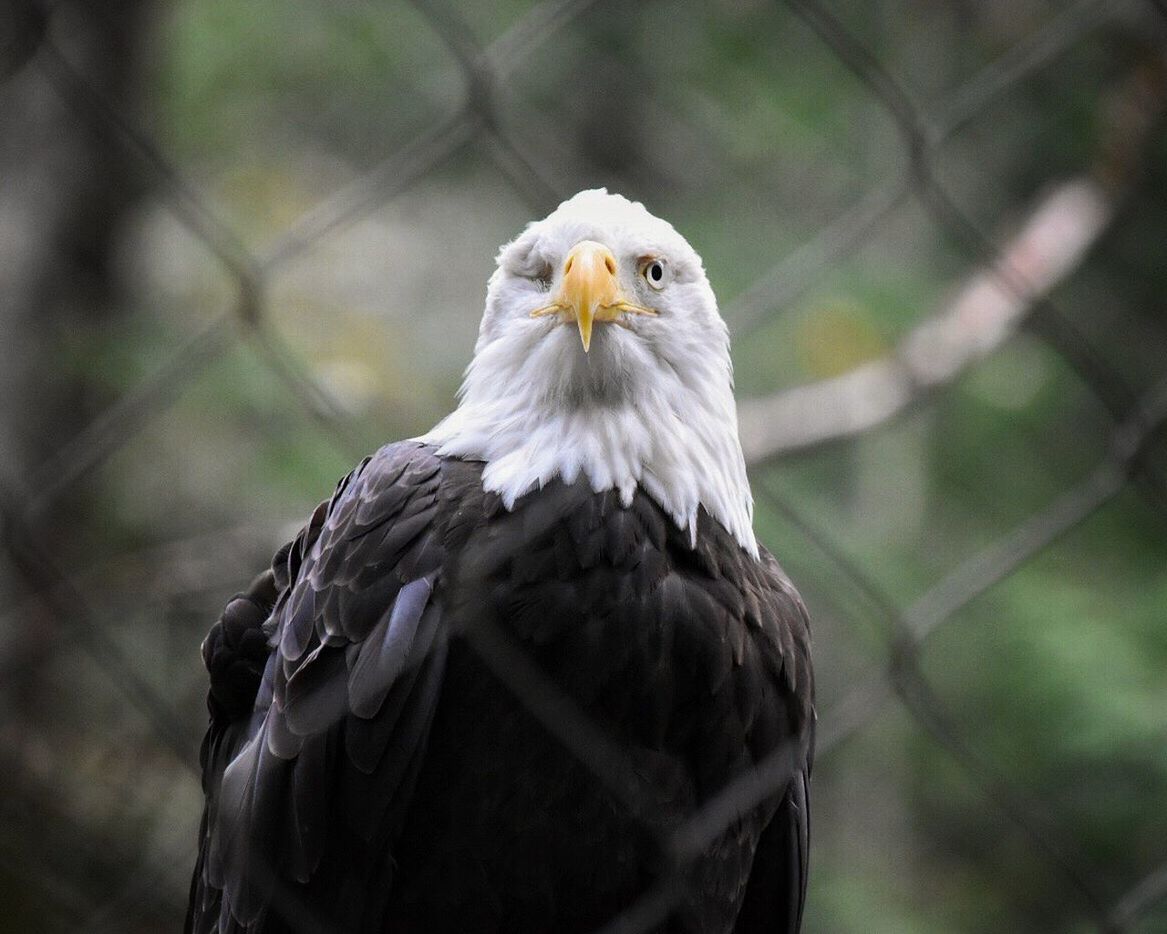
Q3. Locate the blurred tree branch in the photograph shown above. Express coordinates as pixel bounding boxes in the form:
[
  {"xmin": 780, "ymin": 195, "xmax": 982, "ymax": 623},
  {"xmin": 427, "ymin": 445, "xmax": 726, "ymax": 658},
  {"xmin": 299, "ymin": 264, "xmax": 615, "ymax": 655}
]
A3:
[
  {"xmin": 739, "ymin": 55, "xmax": 1167, "ymax": 467},
  {"xmin": 0, "ymin": 0, "xmax": 153, "ymax": 484},
  {"xmin": 0, "ymin": 3, "xmax": 167, "ymax": 923}
]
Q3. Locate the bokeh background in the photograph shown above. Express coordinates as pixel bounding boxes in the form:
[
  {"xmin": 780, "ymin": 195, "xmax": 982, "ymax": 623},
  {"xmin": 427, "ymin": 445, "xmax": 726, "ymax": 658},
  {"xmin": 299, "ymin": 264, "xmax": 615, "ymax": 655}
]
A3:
[{"xmin": 2, "ymin": 0, "xmax": 1166, "ymax": 931}]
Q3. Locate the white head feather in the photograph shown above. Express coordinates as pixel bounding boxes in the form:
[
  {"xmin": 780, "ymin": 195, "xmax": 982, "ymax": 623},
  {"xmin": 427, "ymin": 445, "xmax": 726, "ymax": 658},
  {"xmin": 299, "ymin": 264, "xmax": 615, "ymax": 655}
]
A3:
[{"xmin": 419, "ymin": 189, "xmax": 757, "ymax": 557}]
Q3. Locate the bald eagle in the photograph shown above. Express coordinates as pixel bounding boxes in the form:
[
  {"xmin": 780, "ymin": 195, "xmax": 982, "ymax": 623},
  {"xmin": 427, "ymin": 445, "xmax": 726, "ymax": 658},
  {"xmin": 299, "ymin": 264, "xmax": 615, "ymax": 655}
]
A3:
[{"xmin": 187, "ymin": 190, "xmax": 814, "ymax": 934}]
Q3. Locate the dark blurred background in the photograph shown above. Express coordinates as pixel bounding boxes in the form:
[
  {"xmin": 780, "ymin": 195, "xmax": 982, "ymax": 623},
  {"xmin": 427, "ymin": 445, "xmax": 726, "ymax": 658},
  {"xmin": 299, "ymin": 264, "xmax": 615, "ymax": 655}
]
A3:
[{"xmin": 2, "ymin": 0, "xmax": 1166, "ymax": 931}]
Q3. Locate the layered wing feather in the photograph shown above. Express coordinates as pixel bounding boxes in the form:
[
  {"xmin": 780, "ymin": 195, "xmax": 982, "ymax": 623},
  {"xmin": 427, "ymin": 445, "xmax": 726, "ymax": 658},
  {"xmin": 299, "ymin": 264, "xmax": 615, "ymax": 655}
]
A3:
[
  {"xmin": 646, "ymin": 510, "xmax": 814, "ymax": 932},
  {"xmin": 732, "ymin": 549, "xmax": 814, "ymax": 934},
  {"xmin": 187, "ymin": 442, "xmax": 449, "ymax": 934}
]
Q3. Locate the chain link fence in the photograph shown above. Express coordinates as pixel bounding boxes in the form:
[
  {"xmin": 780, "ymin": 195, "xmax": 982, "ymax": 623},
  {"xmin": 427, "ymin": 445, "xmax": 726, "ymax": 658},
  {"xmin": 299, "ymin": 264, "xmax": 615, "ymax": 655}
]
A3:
[{"xmin": 2, "ymin": 0, "xmax": 1166, "ymax": 931}]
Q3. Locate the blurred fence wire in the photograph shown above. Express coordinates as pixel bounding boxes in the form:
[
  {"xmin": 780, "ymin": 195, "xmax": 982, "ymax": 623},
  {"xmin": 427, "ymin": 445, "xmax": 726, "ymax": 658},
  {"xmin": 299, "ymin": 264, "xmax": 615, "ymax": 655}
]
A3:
[{"xmin": 1, "ymin": 0, "xmax": 1166, "ymax": 931}]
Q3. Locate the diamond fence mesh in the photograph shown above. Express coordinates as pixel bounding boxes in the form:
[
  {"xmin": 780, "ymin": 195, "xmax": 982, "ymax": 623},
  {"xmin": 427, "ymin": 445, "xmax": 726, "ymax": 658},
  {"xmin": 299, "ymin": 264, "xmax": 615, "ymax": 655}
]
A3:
[{"xmin": 2, "ymin": 0, "xmax": 1166, "ymax": 931}]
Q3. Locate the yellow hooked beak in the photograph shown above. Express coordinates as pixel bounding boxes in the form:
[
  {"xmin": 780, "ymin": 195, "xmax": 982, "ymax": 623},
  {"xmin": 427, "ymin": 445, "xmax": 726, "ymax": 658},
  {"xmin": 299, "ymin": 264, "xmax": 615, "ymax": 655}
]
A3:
[{"xmin": 529, "ymin": 240, "xmax": 656, "ymax": 352}]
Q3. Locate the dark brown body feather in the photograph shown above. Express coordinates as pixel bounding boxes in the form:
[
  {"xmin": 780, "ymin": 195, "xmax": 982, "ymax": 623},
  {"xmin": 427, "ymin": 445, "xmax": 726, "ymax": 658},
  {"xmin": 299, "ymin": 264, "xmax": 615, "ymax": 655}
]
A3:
[{"xmin": 187, "ymin": 442, "xmax": 814, "ymax": 934}]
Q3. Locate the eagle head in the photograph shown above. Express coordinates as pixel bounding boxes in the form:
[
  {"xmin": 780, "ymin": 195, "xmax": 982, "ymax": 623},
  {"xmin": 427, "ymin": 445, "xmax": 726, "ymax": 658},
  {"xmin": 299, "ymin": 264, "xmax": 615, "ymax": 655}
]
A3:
[{"xmin": 421, "ymin": 189, "xmax": 756, "ymax": 555}]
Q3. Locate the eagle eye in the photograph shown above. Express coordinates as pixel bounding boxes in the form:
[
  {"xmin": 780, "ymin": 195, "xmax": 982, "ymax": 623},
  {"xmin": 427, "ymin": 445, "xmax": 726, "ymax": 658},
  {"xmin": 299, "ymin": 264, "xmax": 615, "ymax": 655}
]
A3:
[
  {"xmin": 641, "ymin": 258, "xmax": 667, "ymax": 291},
  {"xmin": 523, "ymin": 263, "xmax": 553, "ymax": 290}
]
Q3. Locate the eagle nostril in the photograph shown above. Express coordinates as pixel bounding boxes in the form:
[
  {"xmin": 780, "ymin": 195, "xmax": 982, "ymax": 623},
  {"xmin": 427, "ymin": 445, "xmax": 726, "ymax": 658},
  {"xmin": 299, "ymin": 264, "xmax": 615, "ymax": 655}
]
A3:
[{"xmin": 604, "ymin": 256, "xmax": 616, "ymax": 275}]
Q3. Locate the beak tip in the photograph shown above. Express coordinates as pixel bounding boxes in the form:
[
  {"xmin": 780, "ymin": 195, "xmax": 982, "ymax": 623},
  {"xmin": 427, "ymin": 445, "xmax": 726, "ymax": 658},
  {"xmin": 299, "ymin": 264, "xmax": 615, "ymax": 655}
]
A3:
[{"xmin": 577, "ymin": 315, "xmax": 593, "ymax": 353}]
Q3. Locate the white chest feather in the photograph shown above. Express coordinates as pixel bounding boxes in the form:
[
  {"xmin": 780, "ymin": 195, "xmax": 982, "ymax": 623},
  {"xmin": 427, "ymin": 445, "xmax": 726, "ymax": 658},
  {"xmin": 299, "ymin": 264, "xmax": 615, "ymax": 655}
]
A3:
[{"xmin": 418, "ymin": 330, "xmax": 757, "ymax": 557}]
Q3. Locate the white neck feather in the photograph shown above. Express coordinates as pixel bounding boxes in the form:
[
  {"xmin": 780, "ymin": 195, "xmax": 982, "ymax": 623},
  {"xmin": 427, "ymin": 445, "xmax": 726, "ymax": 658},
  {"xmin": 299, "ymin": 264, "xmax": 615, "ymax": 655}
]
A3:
[{"xmin": 418, "ymin": 330, "xmax": 758, "ymax": 558}]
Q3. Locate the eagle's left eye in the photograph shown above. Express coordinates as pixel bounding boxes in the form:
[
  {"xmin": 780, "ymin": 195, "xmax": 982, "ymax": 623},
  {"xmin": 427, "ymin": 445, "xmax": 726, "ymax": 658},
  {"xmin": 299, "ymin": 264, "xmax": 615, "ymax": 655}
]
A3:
[{"xmin": 641, "ymin": 258, "xmax": 668, "ymax": 291}]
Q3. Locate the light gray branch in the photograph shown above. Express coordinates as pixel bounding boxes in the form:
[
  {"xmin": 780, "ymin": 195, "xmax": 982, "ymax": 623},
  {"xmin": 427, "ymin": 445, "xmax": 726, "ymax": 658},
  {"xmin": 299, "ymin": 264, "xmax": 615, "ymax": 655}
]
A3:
[{"xmin": 739, "ymin": 178, "xmax": 1113, "ymax": 465}]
